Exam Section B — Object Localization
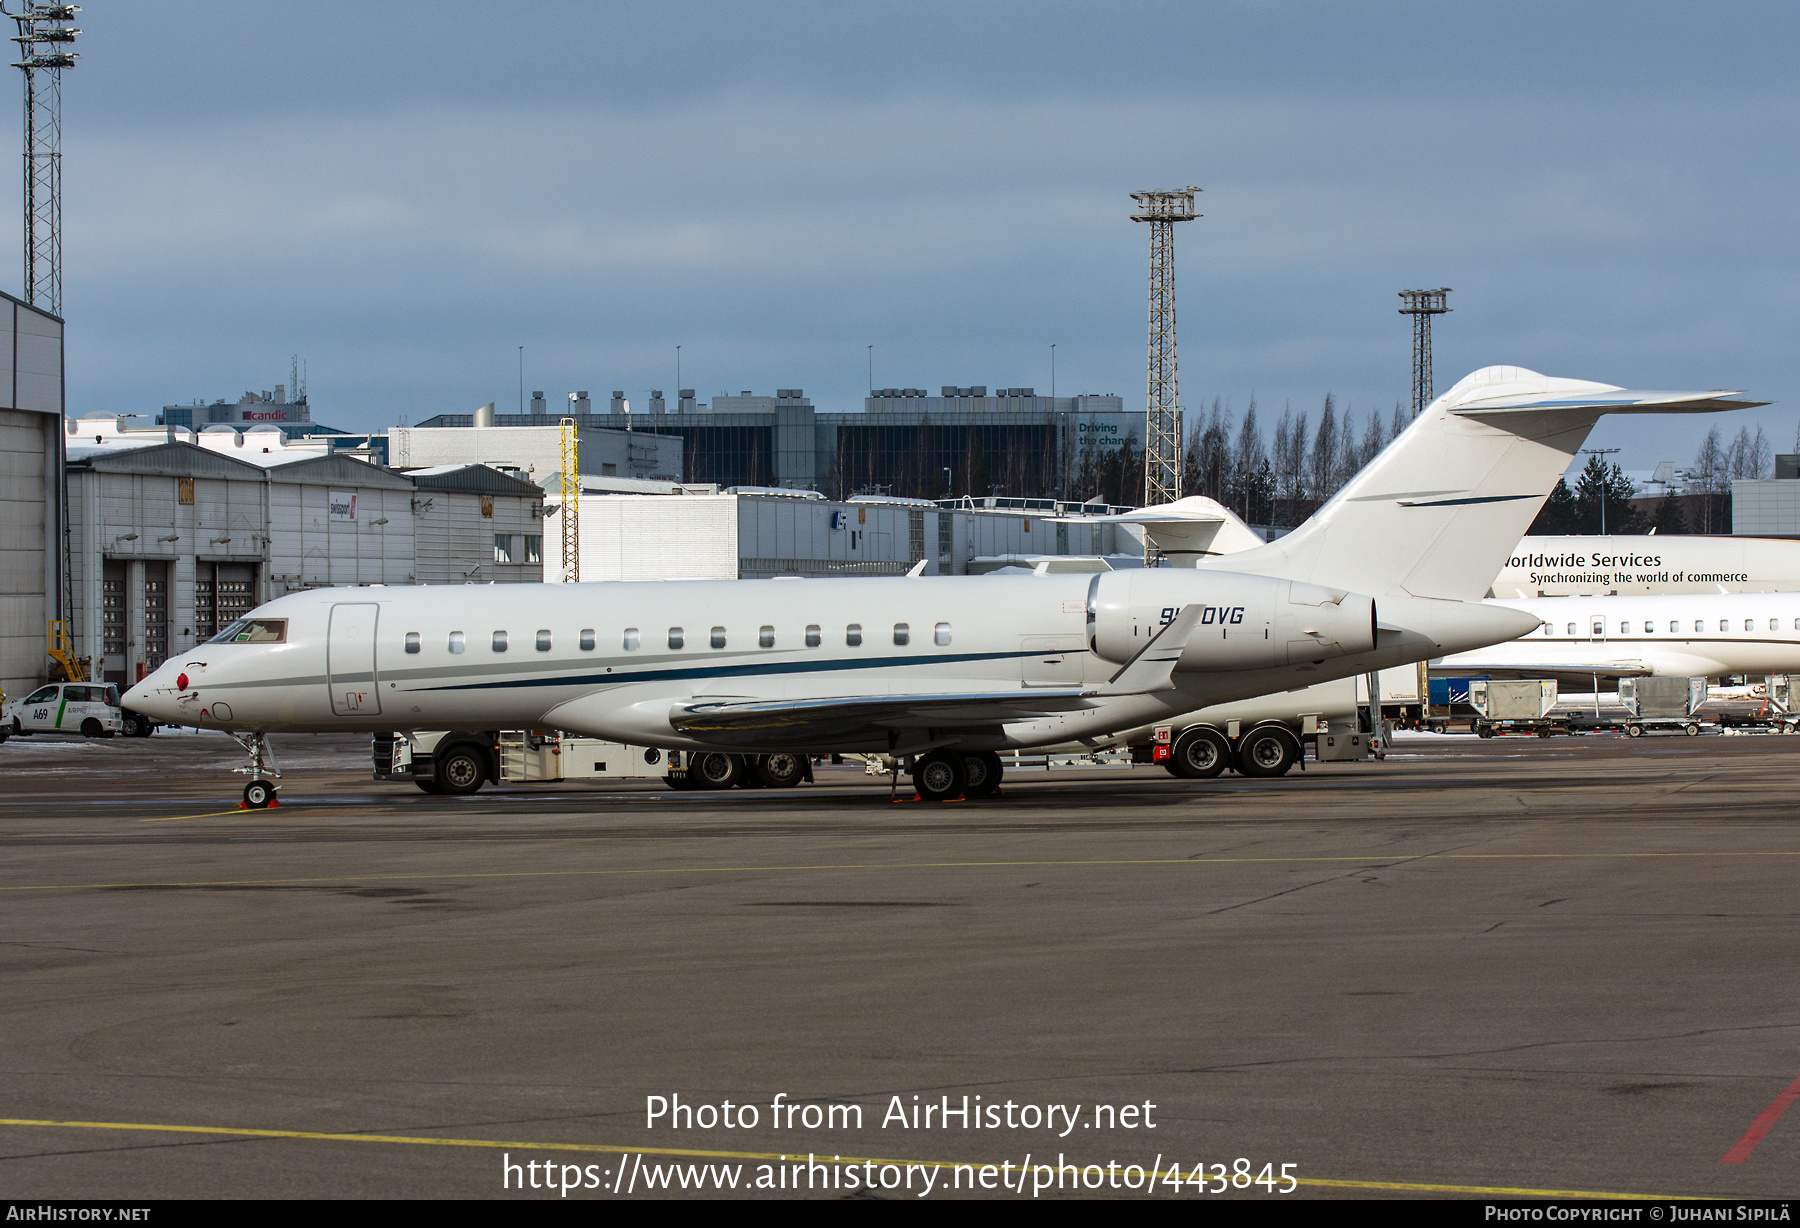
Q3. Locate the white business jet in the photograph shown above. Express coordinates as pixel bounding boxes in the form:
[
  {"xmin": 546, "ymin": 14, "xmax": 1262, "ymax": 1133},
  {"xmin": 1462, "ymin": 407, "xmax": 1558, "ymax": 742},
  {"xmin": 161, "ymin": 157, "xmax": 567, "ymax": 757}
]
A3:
[{"xmin": 123, "ymin": 366, "xmax": 1755, "ymax": 806}]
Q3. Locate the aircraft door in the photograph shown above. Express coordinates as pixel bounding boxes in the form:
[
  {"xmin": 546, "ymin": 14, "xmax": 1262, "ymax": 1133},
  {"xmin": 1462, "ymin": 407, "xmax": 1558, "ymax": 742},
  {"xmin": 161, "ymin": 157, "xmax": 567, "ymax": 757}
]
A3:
[
  {"xmin": 1022, "ymin": 635, "xmax": 1085, "ymax": 686},
  {"xmin": 328, "ymin": 603, "xmax": 382, "ymax": 716}
]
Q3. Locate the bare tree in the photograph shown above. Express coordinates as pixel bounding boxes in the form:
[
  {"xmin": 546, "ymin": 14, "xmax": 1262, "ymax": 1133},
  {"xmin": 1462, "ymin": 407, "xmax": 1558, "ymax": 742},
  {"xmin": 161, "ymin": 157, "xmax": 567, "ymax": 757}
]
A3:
[
  {"xmin": 1232, "ymin": 399, "xmax": 1267, "ymax": 521},
  {"xmin": 1361, "ymin": 405, "xmax": 1387, "ymax": 469},
  {"xmin": 1692, "ymin": 425, "xmax": 1727, "ymax": 533},
  {"xmin": 1308, "ymin": 393, "xmax": 1338, "ymax": 501},
  {"xmin": 1335, "ymin": 404, "xmax": 1357, "ymax": 490}
]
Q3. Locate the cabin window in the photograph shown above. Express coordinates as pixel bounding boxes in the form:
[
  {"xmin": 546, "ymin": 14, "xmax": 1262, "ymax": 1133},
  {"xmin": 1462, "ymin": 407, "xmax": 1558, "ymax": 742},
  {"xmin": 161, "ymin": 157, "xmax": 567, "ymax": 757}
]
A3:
[
  {"xmin": 580, "ymin": 628, "xmax": 596, "ymax": 651},
  {"xmin": 1644, "ymin": 621, "xmax": 1655, "ymax": 634},
  {"xmin": 619, "ymin": 628, "xmax": 636, "ymax": 651},
  {"xmin": 492, "ymin": 630, "xmax": 508, "ymax": 652},
  {"xmin": 1773, "ymin": 619, "xmax": 1781, "ymax": 632},
  {"xmin": 1566, "ymin": 623, "xmax": 1576, "ymax": 636},
  {"xmin": 1720, "ymin": 620, "xmax": 1730, "ymax": 632},
  {"xmin": 448, "ymin": 631, "xmax": 465, "ymax": 654},
  {"xmin": 1620, "ymin": 622, "xmax": 1630, "ymax": 635},
  {"xmin": 404, "ymin": 632, "xmax": 420, "ymax": 654},
  {"xmin": 935, "ymin": 622, "xmax": 951, "ymax": 646},
  {"xmin": 535, "ymin": 629, "xmax": 552, "ymax": 652},
  {"xmin": 805, "ymin": 624, "xmax": 821, "ymax": 647},
  {"xmin": 1746, "ymin": 619, "xmax": 1756, "ymax": 632},
  {"xmin": 759, "ymin": 625, "xmax": 775, "ymax": 648},
  {"xmin": 894, "ymin": 622, "xmax": 910, "ymax": 646},
  {"xmin": 1695, "ymin": 620, "xmax": 1705, "ymax": 633},
  {"xmin": 711, "ymin": 626, "xmax": 727, "ymax": 649},
  {"xmin": 668, "ymin": 627, "xmax": 684, "ymax": 649},
  {"xmin": 1669, "ymin": 621, "xmax": 1679, "ymax": 633},
  {"xmin": 846, "ymin": 623, "xmax": 862, "ymax": 647}
]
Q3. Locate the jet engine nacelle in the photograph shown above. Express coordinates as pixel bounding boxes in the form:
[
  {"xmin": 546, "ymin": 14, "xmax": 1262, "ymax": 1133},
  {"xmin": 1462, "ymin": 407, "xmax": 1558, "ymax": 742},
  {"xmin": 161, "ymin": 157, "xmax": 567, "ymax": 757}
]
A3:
[{"xmin": 1088, "ymin": 569, "xmax": 1377, "ymax": 670}]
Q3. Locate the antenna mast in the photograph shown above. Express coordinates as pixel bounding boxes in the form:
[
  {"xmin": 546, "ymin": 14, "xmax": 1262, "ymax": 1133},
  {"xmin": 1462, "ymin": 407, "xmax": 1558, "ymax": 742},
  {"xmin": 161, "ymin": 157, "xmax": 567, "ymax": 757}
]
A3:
[
  {"xmin": 1131, "ymin": 186, "xmax": 1199, "ymax": 523},
  {"xmin": 7, "ymin": 1, "xmax": 78, "ymax": 316}
]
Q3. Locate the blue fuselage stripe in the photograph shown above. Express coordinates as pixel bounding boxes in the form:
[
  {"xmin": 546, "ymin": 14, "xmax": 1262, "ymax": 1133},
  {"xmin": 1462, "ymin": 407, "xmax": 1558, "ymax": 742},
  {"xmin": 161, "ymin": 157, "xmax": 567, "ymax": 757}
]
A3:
[{"xmin": 415, "ymin": 648, "xmax": 1047, "ymax": 692}]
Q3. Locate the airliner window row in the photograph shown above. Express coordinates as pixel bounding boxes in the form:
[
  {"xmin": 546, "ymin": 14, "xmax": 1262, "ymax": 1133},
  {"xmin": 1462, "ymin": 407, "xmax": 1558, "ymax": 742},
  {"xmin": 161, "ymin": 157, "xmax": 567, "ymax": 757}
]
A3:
[
  {"xmin": 403, "ymin": 623, "xmax": 954, "ymax": 654},
  {"xmin": 1546, "ymin": 619, "xmax": 1798, "ymax": 636}
]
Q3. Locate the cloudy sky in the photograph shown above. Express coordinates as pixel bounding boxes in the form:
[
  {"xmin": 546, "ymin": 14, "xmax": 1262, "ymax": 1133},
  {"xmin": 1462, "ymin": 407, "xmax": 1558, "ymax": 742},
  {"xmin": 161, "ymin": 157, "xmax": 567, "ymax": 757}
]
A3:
[{"xmin": 47, "ymin": 1, "xmax": 1800, "ymax": 474}]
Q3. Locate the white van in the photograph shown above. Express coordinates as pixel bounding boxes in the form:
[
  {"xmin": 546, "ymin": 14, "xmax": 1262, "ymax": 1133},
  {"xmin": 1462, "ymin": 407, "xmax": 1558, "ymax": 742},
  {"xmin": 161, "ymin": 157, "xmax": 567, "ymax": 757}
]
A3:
[{"xmin": 4, "ymin": 682, "xmax": 124, "ymax": 738}]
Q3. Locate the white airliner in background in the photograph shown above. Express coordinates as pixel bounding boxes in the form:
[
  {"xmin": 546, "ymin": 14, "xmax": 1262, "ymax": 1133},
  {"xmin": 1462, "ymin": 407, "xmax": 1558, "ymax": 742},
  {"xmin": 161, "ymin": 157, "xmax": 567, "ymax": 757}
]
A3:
[
  {"xmin": 1438, "ymin": 595, "xmax": 1800, "ymax": 682},
  {"xmin": 123, "ymin": 365, "xmax": 1755, "ymax": 805}
]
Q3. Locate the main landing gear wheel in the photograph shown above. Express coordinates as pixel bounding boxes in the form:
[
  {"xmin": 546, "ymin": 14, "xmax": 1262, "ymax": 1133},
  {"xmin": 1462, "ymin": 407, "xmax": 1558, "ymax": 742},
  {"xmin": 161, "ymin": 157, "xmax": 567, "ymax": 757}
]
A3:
[
  {"xmin": 1236, "ymin": 726, "xmax": 1299, "ymax": 778},
  {"xmin": 242, "ymin": 779, "xmax": 277, "ymax": 809},
  {"xmin": 1168, "ymin": 728, "xmax": 1230, "ymax": 779},
  {"xmin": 755, "ymin": 752, "xmax": 807, "ymax": 788},
  {"xmin": 690, "ymin": 751, "xmax": 744, "ymax": 790},
  {"xmin": 961, "ymin": 750, "xmax": 1003, "ymax": 798},
  {"xmin": 911, "ymin": 750, "xmax": 966, "ymax": 802}
]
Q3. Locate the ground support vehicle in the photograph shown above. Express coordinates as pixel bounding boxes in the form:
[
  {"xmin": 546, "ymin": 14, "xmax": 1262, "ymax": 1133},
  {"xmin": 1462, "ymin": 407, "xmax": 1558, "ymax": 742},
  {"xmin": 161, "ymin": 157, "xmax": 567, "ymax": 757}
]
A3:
[
  {"xmin": 1713, "ymin": 675, "xmax": 1800, "ymax": 735},
  {"xmin": 3, "ymin": 682, "xmax": 124, "ymax": 739},
  {"xmin": 499, "ymin": 732, "xmax": 670, "ymax": 783},
  {"xmin": 662, "ymin": 749, "xmax": 815, "ymax": 791},
  {"xmin": 374, "ymin": 730, "xmax": 502, "ymax": 795},
  {"xmin": 1128, "ymin": 677, "xmax": 1379, "ymax": 780},
  {"xmin": 1424, "ymin": 675, "xmax": 1487, "ymax": 734},
  {"xmin": 1470, "ymin": 679, "xmax": 1565, "ymax": 738},
  {"xmin": 1616, "ymin": 677, "xmax": 1710, "ymax": 739}
]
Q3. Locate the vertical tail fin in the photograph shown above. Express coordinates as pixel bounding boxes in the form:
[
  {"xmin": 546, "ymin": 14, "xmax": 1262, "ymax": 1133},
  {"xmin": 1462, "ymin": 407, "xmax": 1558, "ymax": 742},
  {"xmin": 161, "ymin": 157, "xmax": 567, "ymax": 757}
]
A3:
[{"xmin": 1204, "ymin": 366, "xmax": 1761, "ymax": 600}]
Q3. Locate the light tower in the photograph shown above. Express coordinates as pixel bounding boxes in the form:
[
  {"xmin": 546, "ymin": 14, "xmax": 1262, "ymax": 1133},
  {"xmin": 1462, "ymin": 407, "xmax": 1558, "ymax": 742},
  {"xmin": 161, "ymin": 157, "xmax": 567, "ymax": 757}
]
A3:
[
  {"xmin": 559, "ymin": 416, "xmax": 579, "ymax": 581},
  {"xmin": 1131, "ymin": 186, "xmax": 1200, "ymax": 519},
  {"xmin": 6, "ymin": 2, "xmax": 78, "ymax": 316},
  {"xmin": 1398, "ymin": 288, "xmax": 1450, "ymax": 418}
]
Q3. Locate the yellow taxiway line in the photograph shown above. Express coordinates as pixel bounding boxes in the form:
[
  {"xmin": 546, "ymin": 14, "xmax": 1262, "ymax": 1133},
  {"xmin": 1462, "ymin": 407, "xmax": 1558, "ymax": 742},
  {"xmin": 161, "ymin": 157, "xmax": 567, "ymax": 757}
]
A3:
[{"xmin": 0, "ymin": 1116, "xmax": 1681, "ymax": 1199}]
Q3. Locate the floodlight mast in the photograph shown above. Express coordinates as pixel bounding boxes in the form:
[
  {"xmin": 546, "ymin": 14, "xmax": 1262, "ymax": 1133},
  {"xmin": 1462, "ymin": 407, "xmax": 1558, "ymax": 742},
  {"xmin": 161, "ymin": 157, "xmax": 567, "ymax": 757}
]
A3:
[
  {"xmin": 4, "ymin": 1, "xmax": 78, "ymax": 317},
  {"xmin": 1131, "ymin": 186, "xmax": 1200, "ymax": 543},
  {"xmin": 1398, "ymin": 288, "xmax": 1450, "ymax": 419}
]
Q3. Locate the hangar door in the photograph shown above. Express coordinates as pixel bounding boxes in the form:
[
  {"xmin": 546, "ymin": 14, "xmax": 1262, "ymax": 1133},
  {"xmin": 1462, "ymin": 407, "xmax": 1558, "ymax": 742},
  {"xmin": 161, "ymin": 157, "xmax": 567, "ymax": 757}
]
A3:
[{"xmin": 327, "ymin": 602, "xmax": 381, "ymax": 716}]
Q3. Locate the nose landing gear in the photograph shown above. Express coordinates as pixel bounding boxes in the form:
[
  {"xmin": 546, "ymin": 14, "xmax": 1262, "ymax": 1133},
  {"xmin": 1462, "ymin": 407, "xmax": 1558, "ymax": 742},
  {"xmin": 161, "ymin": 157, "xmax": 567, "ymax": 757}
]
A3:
[{"xmin": 230, "ymin": 732, "xmax": 282, "ymax": 809}]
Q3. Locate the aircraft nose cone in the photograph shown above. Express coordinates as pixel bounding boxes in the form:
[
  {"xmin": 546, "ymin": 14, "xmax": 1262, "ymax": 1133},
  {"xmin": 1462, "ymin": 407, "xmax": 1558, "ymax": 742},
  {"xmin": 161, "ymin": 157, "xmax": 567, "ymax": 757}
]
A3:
[{"xmin": 123, "ymin": 666, "xmax": 181, "ymax": 721}]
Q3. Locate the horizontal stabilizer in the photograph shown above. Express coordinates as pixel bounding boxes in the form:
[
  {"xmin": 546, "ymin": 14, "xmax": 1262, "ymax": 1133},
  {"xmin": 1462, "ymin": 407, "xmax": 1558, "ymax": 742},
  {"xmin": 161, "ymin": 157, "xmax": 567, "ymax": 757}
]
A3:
[{"xmin": 1053, "ymin": 496, "xmax": 1266, "ymax": 562}]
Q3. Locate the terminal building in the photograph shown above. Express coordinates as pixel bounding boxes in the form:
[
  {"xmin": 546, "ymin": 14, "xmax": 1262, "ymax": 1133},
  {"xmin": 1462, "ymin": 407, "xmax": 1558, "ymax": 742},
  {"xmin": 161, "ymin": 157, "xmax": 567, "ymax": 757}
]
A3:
[
  {"xmin": 1731, "ymin": 456, "xmax": 1800, "ymax": 537},
  {"xmin": 414, "ymin": 386, "xmax": 1134, "ymax": 500},
  {"xmin": 0, "ymin": 292, "xmax": 65, "ymax": 700},
  {"xmin": 389, "ymin": 408, "xmax": 683, "ymax": 485},
  {"xmin": 63, "ymin": 416, "xmax": 542, "ymax": 686},
  {"xmin": 544, "ymin": 484, "xmax": 1143, "ymax": 583}
]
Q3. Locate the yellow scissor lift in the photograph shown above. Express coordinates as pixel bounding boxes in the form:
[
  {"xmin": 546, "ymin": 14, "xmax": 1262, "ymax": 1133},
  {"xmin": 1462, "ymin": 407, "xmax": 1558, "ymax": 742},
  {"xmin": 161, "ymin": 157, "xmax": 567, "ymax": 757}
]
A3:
[{"xmin": 47, "ymin": 619, "xmax": 87, "ymax": 683}]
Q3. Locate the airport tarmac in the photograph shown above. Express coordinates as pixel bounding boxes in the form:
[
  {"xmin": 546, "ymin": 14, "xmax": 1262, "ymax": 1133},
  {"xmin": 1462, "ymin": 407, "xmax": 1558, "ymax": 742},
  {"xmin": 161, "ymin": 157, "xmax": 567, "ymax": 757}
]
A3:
[{"xmin": 2, "ymin": 729, "xmax": 1798, "ymax": 1200}]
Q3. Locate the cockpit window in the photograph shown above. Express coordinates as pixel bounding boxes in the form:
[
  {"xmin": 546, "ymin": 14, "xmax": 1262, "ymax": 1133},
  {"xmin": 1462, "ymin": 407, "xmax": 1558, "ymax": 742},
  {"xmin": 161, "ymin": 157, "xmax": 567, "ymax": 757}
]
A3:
[{"xmin": 208, "ymin": 618, "xmax": 286, "ymax": 644}]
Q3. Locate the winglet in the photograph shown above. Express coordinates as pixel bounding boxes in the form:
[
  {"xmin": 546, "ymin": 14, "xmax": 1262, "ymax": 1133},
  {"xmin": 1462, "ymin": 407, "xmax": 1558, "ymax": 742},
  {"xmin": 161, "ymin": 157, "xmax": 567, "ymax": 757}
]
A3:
[
  {"xmin": 1098, "ymin": 603, "xmax": 1202, "ymax": 695},
  {"xmin": 905, "ymin": 559, "xmax": 928, "ymax": 578}
]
